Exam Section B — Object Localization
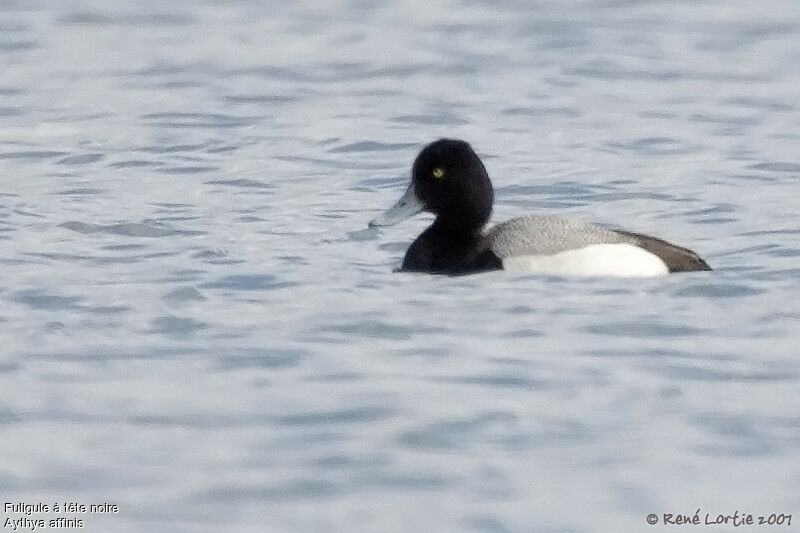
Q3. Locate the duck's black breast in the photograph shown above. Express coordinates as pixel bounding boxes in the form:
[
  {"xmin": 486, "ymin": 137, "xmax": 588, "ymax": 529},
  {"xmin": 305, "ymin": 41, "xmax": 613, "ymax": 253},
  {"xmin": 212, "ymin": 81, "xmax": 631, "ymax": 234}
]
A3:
[{"xmin": 400, "ymin": 228, "xmax": 502, "ymax": 275}]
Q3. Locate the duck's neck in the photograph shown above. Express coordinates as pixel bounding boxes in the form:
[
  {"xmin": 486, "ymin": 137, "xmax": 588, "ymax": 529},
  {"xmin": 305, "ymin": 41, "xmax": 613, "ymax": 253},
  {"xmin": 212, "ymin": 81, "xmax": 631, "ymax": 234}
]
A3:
[{"xmin": 430, "ymin": 211, "xmax": 488, "ymax": 240}]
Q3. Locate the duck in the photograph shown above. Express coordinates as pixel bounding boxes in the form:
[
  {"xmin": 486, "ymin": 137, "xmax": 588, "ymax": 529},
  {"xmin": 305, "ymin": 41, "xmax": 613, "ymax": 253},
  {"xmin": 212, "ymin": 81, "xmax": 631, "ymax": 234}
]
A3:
[{"xmin": 368, "ymin": 138, "xmax": 711, "ymax": 277}]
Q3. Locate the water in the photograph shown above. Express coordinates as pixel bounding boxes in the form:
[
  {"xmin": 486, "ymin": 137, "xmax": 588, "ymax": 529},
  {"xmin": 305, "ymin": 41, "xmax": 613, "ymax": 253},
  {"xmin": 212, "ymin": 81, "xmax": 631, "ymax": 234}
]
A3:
[{"xmin": 1, "ymin": 0, "xmax": 799, "ymax": 531}]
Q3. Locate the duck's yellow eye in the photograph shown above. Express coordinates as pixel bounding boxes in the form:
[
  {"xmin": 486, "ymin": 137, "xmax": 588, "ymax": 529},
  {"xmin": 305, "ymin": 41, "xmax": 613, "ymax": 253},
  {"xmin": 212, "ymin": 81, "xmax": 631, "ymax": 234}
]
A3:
[{"xmin": 432, "ymin": 167, "xmax": 445, "ymax": 179}]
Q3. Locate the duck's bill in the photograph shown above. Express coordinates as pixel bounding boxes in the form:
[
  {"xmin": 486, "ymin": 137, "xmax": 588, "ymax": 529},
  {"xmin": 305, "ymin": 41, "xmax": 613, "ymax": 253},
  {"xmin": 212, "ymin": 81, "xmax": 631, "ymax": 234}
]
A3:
[{"xmin": 368, "ymin": 184, "xmax": 424, "ymax": 227}]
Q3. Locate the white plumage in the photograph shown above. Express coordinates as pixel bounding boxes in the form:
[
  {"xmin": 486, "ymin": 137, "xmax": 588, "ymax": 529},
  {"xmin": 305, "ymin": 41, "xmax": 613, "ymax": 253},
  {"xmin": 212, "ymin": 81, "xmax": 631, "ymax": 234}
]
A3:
[{"xmin": 486, "ymin": 214, "xmax": 669, "ymax": 277}]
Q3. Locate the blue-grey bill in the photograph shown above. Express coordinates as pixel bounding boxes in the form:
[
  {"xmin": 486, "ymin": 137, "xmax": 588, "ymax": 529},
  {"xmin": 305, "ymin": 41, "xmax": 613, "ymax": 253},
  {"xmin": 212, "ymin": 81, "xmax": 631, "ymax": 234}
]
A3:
[{"xmin": 368, "ymin": 184, "xmax": 424, "ymax": 227}]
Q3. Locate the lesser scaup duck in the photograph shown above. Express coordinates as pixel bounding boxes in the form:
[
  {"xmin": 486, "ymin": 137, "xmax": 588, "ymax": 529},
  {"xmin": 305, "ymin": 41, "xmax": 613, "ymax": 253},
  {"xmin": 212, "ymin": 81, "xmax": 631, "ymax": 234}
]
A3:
[{"xmin": 369, "ymin": 138, "xmax": 711, "ymax": 276}]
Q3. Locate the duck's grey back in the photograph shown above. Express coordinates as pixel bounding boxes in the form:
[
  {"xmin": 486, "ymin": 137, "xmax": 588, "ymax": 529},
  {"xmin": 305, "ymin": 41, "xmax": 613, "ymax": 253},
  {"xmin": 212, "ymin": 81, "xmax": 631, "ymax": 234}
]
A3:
[{"xmin": 485, "ymin": 214, "xmax": 634, "ymax": 258}]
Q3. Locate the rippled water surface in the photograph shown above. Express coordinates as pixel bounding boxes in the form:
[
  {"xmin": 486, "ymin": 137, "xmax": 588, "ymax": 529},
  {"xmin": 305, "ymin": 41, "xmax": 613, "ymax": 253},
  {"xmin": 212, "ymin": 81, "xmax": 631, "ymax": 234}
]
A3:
[{"xmin": 2, "ymin": 0, "xmax": 799, "ymax": 531}]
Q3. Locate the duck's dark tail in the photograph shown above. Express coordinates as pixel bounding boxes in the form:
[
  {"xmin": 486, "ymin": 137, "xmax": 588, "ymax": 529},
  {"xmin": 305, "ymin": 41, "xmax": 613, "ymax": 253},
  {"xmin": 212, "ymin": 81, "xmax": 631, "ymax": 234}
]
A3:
[{"xmin": 615, "ymin": 230, "xmax": 712, "ymax": 272}]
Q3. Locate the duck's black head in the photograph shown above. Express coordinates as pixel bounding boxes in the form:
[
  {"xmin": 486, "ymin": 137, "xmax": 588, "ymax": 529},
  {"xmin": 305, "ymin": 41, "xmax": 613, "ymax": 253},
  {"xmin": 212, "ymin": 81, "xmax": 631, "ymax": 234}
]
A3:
[{"xmin": 369, "ymin": 139, "xmax": 493, "ymax": 233}]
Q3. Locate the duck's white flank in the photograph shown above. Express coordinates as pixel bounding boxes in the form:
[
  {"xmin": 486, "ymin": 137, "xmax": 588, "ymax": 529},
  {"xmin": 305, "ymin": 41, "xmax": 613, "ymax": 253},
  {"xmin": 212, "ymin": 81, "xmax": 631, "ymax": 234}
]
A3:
[{"xmin": 501, "ymin": 243, "xmax": 669, "ymax": 277}]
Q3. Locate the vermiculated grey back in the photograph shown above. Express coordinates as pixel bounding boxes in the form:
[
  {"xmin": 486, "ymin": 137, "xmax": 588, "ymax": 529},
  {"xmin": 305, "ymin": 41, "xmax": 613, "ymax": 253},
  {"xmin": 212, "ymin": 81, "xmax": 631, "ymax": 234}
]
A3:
[{"xmin": 486, "ymin": 214, "xmax": 635, "ymax": 258}]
